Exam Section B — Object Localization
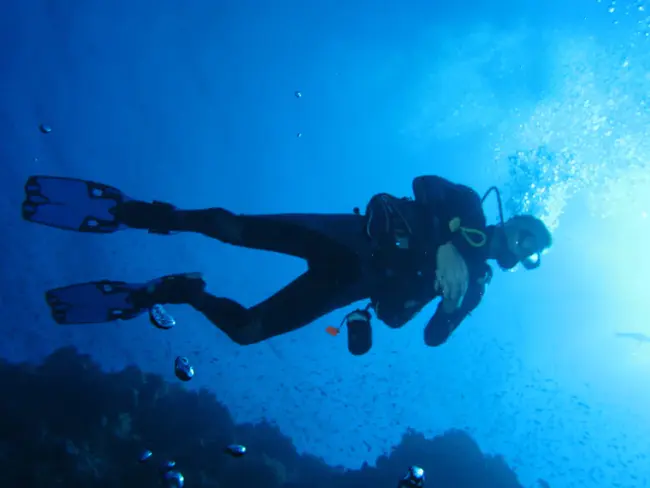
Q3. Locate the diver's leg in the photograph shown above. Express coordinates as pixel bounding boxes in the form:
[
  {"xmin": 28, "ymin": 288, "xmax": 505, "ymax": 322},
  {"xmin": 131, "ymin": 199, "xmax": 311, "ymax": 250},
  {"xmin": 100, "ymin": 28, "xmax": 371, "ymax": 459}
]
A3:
[
  {"xmin": 46, "ymin": 268, "xmax": 371, "ymax": 350},
  {"xmin": 172, "ymin": 210, "xmax": 337, "ymax": 259},
  {"xmin": 116, "ymin": 201, "xmax": 364, "ymax": 261},
  {"xmin": 189, "ymin": 270, "xmax": 369, "ymax": 345}
]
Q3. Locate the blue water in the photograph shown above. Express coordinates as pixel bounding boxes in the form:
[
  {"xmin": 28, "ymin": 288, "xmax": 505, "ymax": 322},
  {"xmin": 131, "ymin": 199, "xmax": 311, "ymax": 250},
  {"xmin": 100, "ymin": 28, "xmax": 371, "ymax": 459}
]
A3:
[{"xmin": 2, "ymin": 0, "xmax": 650, "ymax": 486}]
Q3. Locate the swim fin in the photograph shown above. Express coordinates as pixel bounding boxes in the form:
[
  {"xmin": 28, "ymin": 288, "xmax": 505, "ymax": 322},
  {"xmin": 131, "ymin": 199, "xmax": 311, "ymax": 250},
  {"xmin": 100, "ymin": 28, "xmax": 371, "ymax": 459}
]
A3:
[
  {"xmin": 45, "ymin": 273, "xmax": 206, "ymax": 325},
  {"xmin": 22, "ymin": 175, "xmax": 132, "ymax": 233},
  {"xmin": 45, "ymin": 280, "xmax": 147, "ymax": 325}
]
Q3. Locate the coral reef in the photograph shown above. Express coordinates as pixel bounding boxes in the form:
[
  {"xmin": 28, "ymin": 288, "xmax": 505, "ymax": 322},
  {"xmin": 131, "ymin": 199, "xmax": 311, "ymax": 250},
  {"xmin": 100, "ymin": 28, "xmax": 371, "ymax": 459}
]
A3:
[{"xmin": 0, "ymin": 347, "xmax": 525, "ymax": 487}]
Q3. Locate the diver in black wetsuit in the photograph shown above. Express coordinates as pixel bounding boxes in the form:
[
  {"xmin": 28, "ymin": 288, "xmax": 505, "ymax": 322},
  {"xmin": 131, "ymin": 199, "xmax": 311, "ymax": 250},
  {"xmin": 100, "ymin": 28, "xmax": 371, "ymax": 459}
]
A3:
[{"xmin": 22, "ymin": 175, "xmax": 552, "ymax": 355}]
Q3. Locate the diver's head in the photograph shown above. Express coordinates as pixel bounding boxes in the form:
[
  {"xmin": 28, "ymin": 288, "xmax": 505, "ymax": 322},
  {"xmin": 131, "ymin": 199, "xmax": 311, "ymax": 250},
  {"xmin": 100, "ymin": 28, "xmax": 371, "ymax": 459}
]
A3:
[{"xmin": 490, "ymin": 215, "xmax": 552, "ymax": 271}]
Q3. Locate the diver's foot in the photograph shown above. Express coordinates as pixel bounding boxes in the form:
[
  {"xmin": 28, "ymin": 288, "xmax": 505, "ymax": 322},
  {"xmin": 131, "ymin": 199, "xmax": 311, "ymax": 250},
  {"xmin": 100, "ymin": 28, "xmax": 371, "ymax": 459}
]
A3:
[
  {"xmin": 112, "ymin": 200, "xmax": 179, "ymax": 234},
  {"xmin": 131, "ymin": 273, "xmax": 207, "ymax": 309}
]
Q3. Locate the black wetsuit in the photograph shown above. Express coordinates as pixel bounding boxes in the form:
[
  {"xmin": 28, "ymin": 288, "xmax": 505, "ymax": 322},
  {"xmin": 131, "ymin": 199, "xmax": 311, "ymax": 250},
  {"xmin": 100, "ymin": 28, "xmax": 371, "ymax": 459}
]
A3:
[{"xmin": 132, "ymin": 175, "xmax": 492, "ymax": 350}]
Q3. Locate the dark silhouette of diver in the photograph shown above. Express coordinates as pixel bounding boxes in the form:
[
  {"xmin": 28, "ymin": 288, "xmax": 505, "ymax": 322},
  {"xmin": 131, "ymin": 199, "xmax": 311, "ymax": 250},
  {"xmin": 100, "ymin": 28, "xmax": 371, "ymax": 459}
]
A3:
[{"xmin": 22, "ymin": 175, "xmax": 552, "ymax": 355}]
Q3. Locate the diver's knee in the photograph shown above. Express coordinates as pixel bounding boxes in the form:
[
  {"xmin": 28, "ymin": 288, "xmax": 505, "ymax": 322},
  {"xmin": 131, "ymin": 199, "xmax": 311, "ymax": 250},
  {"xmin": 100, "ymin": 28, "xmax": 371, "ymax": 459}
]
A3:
[
  {"xmin": 226, "ymin": 318, "xmax": 265, "ymax": 346},
  {"xmin": 205, "ymin": 208, "xmax": 245, "ymax": 245},
  {"xmin": 229, "ymin": 334, "xmax": 261, "ymax": 346}
]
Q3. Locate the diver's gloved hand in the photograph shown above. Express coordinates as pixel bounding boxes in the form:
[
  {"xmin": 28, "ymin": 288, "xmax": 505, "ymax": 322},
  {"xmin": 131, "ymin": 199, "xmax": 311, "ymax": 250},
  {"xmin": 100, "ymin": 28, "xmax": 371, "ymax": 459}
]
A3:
[{"xmin": 435, "ymin": 242, "xmax": 469, "ymax": 313}]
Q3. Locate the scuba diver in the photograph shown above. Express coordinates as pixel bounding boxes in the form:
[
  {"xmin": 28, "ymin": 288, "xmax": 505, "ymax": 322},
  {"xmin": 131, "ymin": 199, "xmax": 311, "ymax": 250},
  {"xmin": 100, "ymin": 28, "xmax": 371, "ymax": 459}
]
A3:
[{"xmin": 22, "ymin": 174, "xmax": 552, "ymax": 355}]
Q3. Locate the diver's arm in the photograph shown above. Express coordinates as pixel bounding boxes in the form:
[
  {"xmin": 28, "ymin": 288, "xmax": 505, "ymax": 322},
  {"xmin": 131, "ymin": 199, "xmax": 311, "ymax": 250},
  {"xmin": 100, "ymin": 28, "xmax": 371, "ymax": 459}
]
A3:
[
  {"xmin": 373, "ymin": 299, "xmax": 426, "ymax": 330},
  {"xmin": 423, "ymin": 280, "xmax": 485, "ymax": 347}
]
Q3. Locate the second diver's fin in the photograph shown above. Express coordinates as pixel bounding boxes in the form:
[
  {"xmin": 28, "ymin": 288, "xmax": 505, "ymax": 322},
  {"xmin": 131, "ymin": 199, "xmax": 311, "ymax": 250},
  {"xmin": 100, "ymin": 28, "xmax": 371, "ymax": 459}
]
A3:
[
  {"xmin": 45, "ymin": 280, "xmax": 147, "ymax": 324},
  {"xmin": 22, "ymin": 175, "xmax": 132, "ymax": 233}
]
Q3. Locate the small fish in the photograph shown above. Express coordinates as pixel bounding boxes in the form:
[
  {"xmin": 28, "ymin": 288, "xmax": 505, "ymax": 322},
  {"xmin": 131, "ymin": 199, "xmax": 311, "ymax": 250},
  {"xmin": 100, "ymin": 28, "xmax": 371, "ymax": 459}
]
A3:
[
  {"xmin": 161, "ymin": 459, "xmax": 176, "ymax": 471},
  {"xmin": 138, "ymin": 449, "xmax": 153, "ymax": 463},
  {"xmin": 225, "ymin": 444, "xmax": 247, "ymax": 457}
]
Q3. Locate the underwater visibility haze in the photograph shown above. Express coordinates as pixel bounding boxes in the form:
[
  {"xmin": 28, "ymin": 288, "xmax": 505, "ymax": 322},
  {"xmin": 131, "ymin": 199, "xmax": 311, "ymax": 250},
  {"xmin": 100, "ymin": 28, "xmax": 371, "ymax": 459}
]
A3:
[{"xmin": 1, "ymin": 0, "xmax": 650, "ymax": 487}]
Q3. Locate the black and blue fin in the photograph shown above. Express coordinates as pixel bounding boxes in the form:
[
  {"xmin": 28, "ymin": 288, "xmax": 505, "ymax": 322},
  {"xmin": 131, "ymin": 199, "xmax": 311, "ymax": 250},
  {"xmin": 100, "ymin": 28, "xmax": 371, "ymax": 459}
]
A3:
[
  {"xmin": 45, "ymin": 280, "xmax": 147, "ymax": 325},
  {"xmin": 22, "ymin": 175, "xmax": 132, "ymax": 233}
]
